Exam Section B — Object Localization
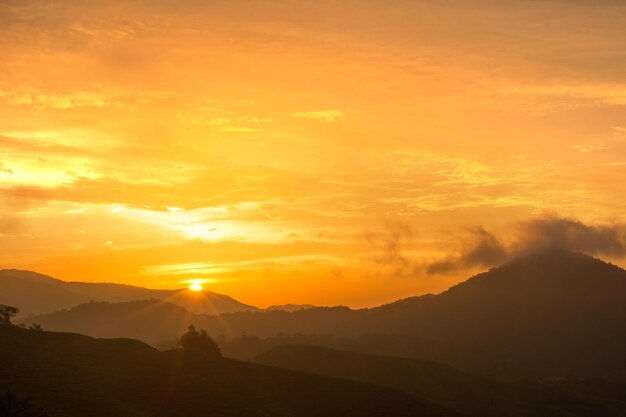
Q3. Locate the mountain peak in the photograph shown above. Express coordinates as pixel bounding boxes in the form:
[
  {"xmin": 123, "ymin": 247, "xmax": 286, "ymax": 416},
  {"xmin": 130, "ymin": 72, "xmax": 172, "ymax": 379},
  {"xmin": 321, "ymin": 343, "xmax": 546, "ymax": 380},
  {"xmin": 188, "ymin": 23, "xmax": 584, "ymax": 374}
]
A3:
[
  {"xmin": 0, "ymin": 269, "xmax": 258, "ymax": 317},
  {"xmin": 0, "ymin": 269, "xmax": 62, "ymax": 284},
  {"xmin": 441, "ymin": 250, "xmax": 625, "ymax": 299}
]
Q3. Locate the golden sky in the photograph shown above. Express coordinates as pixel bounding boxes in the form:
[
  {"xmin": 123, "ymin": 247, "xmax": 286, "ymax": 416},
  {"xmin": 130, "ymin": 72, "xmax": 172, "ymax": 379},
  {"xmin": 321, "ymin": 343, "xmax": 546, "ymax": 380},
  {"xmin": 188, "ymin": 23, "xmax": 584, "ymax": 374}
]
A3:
[{"xmin": 1, "ymin": 1, "xmax": 625, "ymax": 307}]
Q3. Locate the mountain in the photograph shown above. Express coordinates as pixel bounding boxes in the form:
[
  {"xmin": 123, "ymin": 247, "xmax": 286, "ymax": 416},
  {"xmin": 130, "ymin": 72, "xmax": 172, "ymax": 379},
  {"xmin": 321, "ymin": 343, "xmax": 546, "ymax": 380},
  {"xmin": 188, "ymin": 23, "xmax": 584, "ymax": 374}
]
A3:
[
  {"xmin": 203, "ymin": 251, "xmax": 626, "ymax": 378},
  {"xmin": 18, "ymin": 300, "xmax": 196, "ymax": 345},
  {"xmin": 255, "ymin": 344, "xmax": 478, "ymax": 402},
  {"xmin": 161, "ymin": 288, "xmax": 259, "ymax": 315},
  {"xmin": 265, "ymin": 304, "xmax": 317, "ymax": 312},
  {"xmin": 255, "ymin": 344, "xmax": 626, "ymax": 417},
  {"xmin": 18, "ymin": 301, "xmax": 352, "ymax": 346},
  {"xmin": 16, "ymin": 251, "xmax": 626, "ymax": 378},
  {"xmin": 225, "ymin": 251, "xmax": 626, "ymax": 378},
  {"xmin": 352, "ymin": 250, "xmax": 626, "ymax": 377},
  {"xmin": 0, "ymin": 325, "xmax": 445, "ymax": 417},
  {"xmin": 0, "ymin": 269, "xmax": 258, "ymax": 317}
]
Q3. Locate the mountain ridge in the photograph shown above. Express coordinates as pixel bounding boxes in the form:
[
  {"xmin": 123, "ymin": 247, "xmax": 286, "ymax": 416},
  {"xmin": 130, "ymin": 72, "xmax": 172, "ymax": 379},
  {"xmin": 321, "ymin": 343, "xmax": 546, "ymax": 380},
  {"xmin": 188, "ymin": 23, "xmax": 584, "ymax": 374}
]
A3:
[
  {"xmin": 0, "ymin": 269, "xmax": 259, "ymax": 316},
  {"xmin": 13, "ymin": 251, "xmax": 626, "ymax": 378},
  {"xmin": 255, "ymin": 344, "xmax": 626, "ymax": 417},
  {"xmin": 0, "ymin": 325, "xmax": 443, "ymax": 417}
]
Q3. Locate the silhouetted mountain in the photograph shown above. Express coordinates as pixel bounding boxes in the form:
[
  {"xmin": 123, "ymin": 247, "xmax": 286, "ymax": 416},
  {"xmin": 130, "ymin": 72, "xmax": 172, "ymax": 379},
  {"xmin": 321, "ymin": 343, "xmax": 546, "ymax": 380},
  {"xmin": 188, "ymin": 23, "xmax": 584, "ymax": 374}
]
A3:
[
  {"xmin": 255, "ymin": 344, "xmax": 626, "ymax": 417},
  {"xmin": 162, "ymin": 288, "xmax": 259, "ymax": 315},
  {"xmin": 20, "ymin": 302, "xmax": 354, "ymax": 346},
  {"xmin": 0, "ymin": 325, "xmax": 446, "ymax": 417},
  {"xmin": 19, "ymin": 300, "xmax": 196, "ymax": 345},
  {"xmin": 207, "ymin": 251, "xmax": 626, "ymax": 378},
  {"xmin": 352, "ymin": 251, "xmax": 626, "ymax": 377},
  {"xmin": 0, "ymin": 269, "xmax": 258, "ymax": 317},
  {"xmin": 265, "ymin": 304, "xmax": 317, "ymax": 312},
  {"xmin": 225, "ymin": 251, "xmax": 626, "ymax": 378},
  {"xmin": 17, "ymin": 252, "xmax": 626, "ymax": 378}
]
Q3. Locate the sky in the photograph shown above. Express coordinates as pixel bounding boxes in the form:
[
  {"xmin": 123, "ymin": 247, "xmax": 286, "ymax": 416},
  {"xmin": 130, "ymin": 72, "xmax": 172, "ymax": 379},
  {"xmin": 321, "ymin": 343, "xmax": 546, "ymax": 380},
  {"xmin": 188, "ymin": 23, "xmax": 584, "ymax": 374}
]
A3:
[{"xmin": 1, "ymin": 0, "xmax": 625, "ymax": 308}]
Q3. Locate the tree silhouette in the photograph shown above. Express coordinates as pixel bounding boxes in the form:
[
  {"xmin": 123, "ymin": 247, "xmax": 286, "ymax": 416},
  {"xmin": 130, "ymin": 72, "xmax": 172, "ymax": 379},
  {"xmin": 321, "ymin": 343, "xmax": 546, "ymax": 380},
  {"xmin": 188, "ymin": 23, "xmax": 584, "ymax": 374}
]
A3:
[
  {"xmin": 178, "ymin": 325, "xmax": 221, "ymax": 361},
  {"xmin": 0, "ymin": 392, "xmax": 48, "ymax": 417},
  {"xmin": 0, "ymin": 304, "xmax": 19, "ymax": 326}
]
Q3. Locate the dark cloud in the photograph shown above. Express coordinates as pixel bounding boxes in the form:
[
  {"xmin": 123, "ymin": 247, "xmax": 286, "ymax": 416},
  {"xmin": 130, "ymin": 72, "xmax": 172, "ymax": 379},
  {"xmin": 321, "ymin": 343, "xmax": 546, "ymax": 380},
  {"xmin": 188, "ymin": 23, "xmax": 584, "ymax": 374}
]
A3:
[
  {"xmin": 513, "ymin": 215, "xmax": 626, "ymax": 258},
  {"xmin": 366, "ymin": 220, "xmax": 416, "ymax": 274},
  {"xmin": 423, "ymin": 215, "xmax": 626, "ymax": 275},
  {"xmin": 426, "ymin": 227, "xmax": 508, "ymax": 275}
]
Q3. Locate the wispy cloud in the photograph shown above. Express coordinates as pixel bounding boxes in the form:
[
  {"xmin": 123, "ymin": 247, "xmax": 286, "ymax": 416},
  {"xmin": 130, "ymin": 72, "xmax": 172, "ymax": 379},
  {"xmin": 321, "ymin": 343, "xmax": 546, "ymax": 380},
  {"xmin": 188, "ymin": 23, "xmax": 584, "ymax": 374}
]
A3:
[
  {"xmin": 425, "ymin": 227, "xmax": 507, "ymax": 275},
  {"xmin": 423, "ymin": 215, "xmax": 626, "ymax": 275},
  {"xmin": 573, "ymin": 144, "xmax": 605, "ymax": 153},
  {"xmin": 143, "ymin": 255, "xmax": 347, "ymax": 276},
  {"xmin": 365, "ymin": 220, "xmax": 416, "ymax": 276},
  {"xmin": 0, "ymin": 88, "xmax": 131, "ymax": 110},
  {"xmin": 219, "ymin": 126, "xmax": 263, "ymax": 133},
  {"xmin": 291, "ymin": 110, "xmax": 343, "ymax": 122}
]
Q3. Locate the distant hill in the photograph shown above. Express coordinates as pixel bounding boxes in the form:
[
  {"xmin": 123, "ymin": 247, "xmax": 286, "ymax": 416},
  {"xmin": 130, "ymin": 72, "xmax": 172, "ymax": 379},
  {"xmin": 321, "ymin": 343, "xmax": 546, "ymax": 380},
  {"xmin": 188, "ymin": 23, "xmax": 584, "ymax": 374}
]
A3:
[
  {"xmin": 265, "ymin": 304, "xmax": 317, "ymax": 312},
  {"xmin": 19, "ymin": 301, "xmax": 352, "ymax": 346},
  {"xmin": 162, "ymin": 288, "xmax": 259, "ymax": 315},
  {"xmin": 0, "ymin": 325, "xmax": 445, "ymax": 417},
  {"xmin": 255, "ymin": 344, "xmax": 626, "ymax": 417},
  {"xmin": 15, "ymin": 251, "xmax": 626, "ymax": 378},
  {"xmin": 207, "ymin": 251, "xmax": 626, "ymax": 378},
  {"xmin": 352, "ymin": 250, "xmax": 626, "ymax": 377},
  {"xmin": 18, "ymin": 300, "xmax": 196, "ymax": 345},
  {"xmin": 0, "ymin": 269, "xmax": 258, "ymax": 316}
]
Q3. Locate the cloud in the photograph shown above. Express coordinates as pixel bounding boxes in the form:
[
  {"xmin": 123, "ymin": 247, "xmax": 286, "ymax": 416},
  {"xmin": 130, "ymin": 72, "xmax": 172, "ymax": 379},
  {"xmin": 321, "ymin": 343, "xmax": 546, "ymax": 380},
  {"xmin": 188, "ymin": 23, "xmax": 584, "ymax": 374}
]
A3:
[
  {"xmin": 513, "ymin": 215, "xmax": 626, "ymax": 258},
  {"xmin": 610, "ymin": 126, "xmax": 626, "ymax": 144},
  {"xmin": 0, "ymin": 162, "xmax": 14, "ymax": 174},
  {"xmin": 219, "ymin": 126, "xmax": 263, "ymax": 133},
  {"xmin": 0, "ymin": 88, "xmax": 127, "ymax": 110},
  {"xmin": 366, "ymin": 220, "xmax": 416, "ymax": 275},
  {"xmin": 425, "ymin": 227, "xmax": 507, "ymax": 274},
  {"xmin": 573, "ymin": 143, "xmax": 605, "ymax": 153},
  {"xmin": 142, "ymin": 255, "xmax": 346, "ymax": 276},
  {"xmin": 0, "ymin": 215, "xmax": 24, "ymax": 236},
  {"xmin": 423, "ymin": 215, "xmax": 626, "ymax": 275},
  {"xmin": 291, "ymin": 110, "xmax": 343, "ymax": 122}
]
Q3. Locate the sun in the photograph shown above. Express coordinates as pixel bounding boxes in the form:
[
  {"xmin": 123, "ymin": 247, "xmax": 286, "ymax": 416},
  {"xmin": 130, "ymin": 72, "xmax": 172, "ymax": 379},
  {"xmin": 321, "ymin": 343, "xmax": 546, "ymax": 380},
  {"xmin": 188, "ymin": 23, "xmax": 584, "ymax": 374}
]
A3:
[{"xmin": 188, "ymin": 283, "xmax": 203, "ymax": 292}]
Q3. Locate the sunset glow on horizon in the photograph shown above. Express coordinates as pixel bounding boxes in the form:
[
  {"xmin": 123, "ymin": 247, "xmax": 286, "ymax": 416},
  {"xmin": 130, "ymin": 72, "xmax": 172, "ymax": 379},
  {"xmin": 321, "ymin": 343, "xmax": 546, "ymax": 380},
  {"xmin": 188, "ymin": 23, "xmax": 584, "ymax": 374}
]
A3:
[{"xmin": 1, "ymin": 1, "xmax": 625, "ymax": 308}]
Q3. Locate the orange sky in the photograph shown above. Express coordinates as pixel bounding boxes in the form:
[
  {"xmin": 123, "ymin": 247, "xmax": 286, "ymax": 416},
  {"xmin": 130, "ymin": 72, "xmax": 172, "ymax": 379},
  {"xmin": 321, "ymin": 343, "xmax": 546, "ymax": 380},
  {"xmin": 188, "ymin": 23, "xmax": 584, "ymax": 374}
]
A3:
[{"xmin": 1, "ymin": 1, "xmax": 625, "ymax": 308}]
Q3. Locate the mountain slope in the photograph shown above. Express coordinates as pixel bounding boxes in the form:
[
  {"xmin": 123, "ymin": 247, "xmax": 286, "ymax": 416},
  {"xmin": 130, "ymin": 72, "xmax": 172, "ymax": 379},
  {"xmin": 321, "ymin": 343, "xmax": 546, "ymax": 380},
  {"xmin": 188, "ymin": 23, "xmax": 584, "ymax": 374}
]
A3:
[
  {"xmin": 255, "ymin": 344, "xmax": 626, "ymax": 417},
  {"xmin": 204, "ymin": 251, "xmax": 626, "ymax": 377},
  {"xmin": 161, "ymin": 289, "xmax": 259, "ymax": 315},
  {"xmin": 0, "ymin": 325, "xmax": 445, "ymax": 417},
  {"xmin": 19, "ymin": 301, "xmax": 353, "ymax": 346},
  {"xmin": 15, "ymin": 251, "xmax": 626, "ymax": 378},
  {"xmin": 353, "ymin": 251, "xmax": 626, "ymax": 377},
  {"xmin": 18, "ymin": 300, "xmax": 196, "ymax": 345},
  {"xmin": 0, "ymin": 269, "xmax": 258, "ymax": 316},
  {"xmin": 265, "ymin": 304, "xmax": 317, "ymax": 312}
]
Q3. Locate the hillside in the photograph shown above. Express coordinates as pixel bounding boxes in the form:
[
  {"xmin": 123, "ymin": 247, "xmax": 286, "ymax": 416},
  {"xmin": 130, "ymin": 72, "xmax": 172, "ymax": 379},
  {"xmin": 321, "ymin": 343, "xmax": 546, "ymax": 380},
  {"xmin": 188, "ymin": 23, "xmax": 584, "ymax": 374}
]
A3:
[
  {"xmin": 265, "ymin": 304, "xmax": 317, "ymax": 312},
  {"xmin": 354, "ymin": 251, "xmax": 626, "ymax": 377},
  {"xmin": 16, "ymin": 251, "xmax": 626, "ymax": 378},
  {"xmin": 20, "ymin": 303, "xmax": 356, "ymax": 346},
  {"xmin": 255, "ymin": 344, "xmax": 626, "ymax": 417},
  {"xmin": 0, "ymin": 325, "xmax": 445, "ymax": 417},
  {"xmin": 190, "ymin": 251, "xmax": 626, "ymax": 378},
  {"xmin": 0, "ymin": 269, "xmax": 258, "ymax": 317},
  {"xmin": 18, "ymin": 300, "xmax": 196, "ymax": 345}
]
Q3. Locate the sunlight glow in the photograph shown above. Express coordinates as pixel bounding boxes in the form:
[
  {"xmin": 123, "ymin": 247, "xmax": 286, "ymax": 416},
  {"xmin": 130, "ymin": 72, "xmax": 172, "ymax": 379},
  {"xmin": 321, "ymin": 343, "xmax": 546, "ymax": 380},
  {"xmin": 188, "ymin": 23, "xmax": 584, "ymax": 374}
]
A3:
[
  {"xmin": 3, "ymin": 1, "xmax": 626, "ymax": 308},
  {"xmin": 188, "ymin": 283, "xmax": 203, "ymax": 292}
]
